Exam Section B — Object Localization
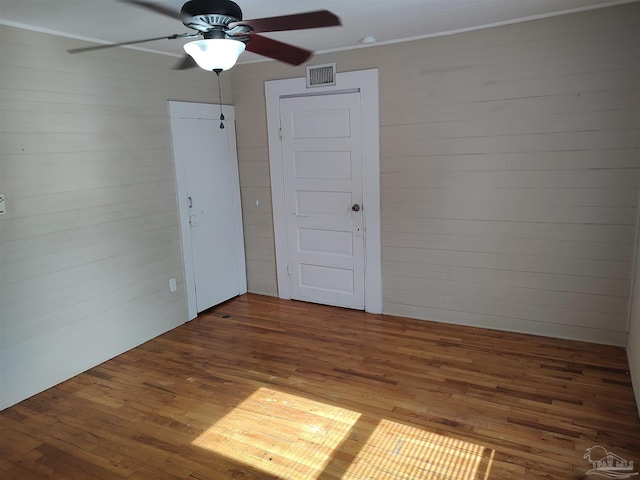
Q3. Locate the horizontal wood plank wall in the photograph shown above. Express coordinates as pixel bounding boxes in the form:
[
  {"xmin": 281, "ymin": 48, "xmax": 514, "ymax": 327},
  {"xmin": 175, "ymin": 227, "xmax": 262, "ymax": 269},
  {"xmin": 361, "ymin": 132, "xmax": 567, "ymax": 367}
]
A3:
[
  {"xmin": 230, "ymin": 4, "xmax": 640, "ymax": 345},
  {"xmin": 233, "ymin": 88, "xmax": 280, "ymax": 297},
  {"xmin": 0, "ymin": 26, "xmax": 229, "ymax": 409},
  {"xmin": 628, "ymin": 185, "xmax": 640, "ymax": 416}
]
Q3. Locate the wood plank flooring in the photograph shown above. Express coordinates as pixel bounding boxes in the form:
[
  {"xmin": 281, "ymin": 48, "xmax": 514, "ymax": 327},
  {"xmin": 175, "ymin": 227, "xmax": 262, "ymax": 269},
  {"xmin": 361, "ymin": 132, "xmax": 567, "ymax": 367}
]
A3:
[{"xmin": 1, "ymin": 293, "xmax": 639, "ymax": 479}]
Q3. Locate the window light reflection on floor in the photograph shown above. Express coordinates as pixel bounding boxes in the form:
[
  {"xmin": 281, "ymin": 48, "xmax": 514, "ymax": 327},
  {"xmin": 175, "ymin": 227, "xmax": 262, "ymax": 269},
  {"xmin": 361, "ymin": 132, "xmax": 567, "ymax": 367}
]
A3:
[
  {"xmin": 343, "ymin": 419, "xmax": 490, "ymax": 479},
  {"xmin": 192, "ymin": 387, "xmax": 493, "ymax": 479},
  {"xmin": 192, "ymin": 387, "xmax": 361, "ymax": 478}
]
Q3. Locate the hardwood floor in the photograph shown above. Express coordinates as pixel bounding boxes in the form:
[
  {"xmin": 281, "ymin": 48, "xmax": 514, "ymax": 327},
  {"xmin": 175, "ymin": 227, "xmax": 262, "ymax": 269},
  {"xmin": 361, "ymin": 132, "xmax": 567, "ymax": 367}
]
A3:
[{"xmin": 2, "ymin": 293, "xmax": 639, "ymax": 479}]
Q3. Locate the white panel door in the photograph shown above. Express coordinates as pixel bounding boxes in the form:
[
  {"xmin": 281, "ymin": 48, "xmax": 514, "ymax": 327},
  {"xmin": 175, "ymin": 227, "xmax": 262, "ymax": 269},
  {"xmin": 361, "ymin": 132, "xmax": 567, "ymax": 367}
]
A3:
[
  {"xmin": 280, "ymin": 93, "xmax": 364, "ymax": 309},
  {"xmin": 169, "ymin": 102, "xmax": 246, "ymax": 318}
]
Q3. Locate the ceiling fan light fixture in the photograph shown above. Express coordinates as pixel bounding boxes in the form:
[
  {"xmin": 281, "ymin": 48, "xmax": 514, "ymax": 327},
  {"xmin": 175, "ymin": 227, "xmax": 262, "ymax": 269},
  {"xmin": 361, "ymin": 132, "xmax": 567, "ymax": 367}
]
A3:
[{"xmin": 183, "ymin": 38, "xmax": 246, "ymax": 71}]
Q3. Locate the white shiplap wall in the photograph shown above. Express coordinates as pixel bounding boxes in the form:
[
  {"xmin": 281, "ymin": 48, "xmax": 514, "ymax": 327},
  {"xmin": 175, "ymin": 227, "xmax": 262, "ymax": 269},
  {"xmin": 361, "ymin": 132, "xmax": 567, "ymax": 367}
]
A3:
[
  {"xmin": 230, "ymin": 3, "xmax": 640, "ymax": 345},
  {"xmin": 0, "ymin": 25, "xmax": 228, "ymax": 409},
  {"xmin": 234, "ymin": 85, "xmax": 280, "ymax": 296},
  {"xmin": 376, "ymin": 5, "xmax": 639, "ymax": 345},
  {"xmin": 628, "ymin": 196, "xmax": 640, "ymax": 415}
]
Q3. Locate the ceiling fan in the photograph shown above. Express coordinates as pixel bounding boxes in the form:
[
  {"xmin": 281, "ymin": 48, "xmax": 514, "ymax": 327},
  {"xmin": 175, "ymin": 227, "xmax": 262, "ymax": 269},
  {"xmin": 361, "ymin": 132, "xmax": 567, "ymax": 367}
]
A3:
[{"xmin": 68, "ymin": 0, "xmax": 341, "ymax": 71}]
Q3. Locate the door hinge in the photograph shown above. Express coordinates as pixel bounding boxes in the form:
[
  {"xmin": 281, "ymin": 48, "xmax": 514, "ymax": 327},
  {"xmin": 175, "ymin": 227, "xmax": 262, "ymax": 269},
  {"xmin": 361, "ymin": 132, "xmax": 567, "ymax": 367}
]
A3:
[
  {"xmin": 279, "ymin": 127, "xmax": 282, "ymax": 141},
  {"xmin": 286, "ymin": 264, "xmax": 290, "ymax": 275}
]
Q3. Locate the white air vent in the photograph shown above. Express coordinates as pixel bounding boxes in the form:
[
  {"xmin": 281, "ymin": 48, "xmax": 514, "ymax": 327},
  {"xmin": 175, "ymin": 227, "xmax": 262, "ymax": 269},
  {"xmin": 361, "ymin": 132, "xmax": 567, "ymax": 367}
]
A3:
[{"xmin": 306, "ymin": 63, "xmax": 336, "ymax": 88}]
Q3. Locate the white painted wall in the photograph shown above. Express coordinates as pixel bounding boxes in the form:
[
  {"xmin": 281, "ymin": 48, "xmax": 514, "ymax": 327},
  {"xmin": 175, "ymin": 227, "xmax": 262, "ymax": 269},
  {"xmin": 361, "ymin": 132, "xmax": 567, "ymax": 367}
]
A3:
[
  {"xmin": 230, "ymin": 3, "xmax": 640, "ymax": 345},
  {"xmin": 629, "ymin": 268, "xmax": 640, "ymax": 417},
  {"xmin": 0, "ymin": 25, "xmax": 230, "ymax": 409},
  {"xmin": 629, "ymin": 187, "xmax": 640, "ymax": 416}
]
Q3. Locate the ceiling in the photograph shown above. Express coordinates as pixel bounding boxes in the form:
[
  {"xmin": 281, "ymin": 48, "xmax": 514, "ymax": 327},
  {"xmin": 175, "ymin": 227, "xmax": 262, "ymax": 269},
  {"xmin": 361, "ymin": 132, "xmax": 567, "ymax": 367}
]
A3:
[{"xmin": 0, "ymin": 0, "xmax": 636, "ymax": 65}]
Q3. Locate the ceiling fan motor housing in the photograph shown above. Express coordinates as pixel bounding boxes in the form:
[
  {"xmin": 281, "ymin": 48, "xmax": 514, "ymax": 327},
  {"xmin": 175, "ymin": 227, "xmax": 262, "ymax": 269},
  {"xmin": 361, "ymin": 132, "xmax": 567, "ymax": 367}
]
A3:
[{"xmin": 181, "ymin": 0, "xmax": 242, "ymax": 31}]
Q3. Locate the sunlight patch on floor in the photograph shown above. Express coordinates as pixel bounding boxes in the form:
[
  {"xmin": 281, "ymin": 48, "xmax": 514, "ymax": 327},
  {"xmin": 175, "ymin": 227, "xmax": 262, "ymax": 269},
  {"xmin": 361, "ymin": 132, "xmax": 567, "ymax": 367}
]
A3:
[
  {"xmin": 192, "ymin": 387, "xmax": 361, "ymax": 478},
  {"xmin": 192, "ymin": 387, "xmax": 492, "ymax": 479},
  {"xmin": 341, "ymin": 418, "xmax": 489, "ymax": 479}
]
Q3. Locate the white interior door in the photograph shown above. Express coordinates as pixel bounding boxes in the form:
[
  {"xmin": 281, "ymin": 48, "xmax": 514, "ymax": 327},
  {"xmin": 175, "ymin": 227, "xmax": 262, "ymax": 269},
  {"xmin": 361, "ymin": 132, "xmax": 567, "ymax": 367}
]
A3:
[
  {"xmin": 280, "ymin": 93, "xmax": 365, "ymax": 309},
  {"xmin": 265, "ymin": 70, "xmax": 382, "ymax": 314},
  {"xmin": 169, "ymin": 102, "xmax": 247, "ymax": 319}
]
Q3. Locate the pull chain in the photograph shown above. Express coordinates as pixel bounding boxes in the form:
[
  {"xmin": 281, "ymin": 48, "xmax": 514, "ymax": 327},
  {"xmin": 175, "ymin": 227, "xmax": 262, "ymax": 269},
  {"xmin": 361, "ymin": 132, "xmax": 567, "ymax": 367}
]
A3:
[{"xmin": 214, "ymin": 69, "xmax": 225, "ymax": 129}]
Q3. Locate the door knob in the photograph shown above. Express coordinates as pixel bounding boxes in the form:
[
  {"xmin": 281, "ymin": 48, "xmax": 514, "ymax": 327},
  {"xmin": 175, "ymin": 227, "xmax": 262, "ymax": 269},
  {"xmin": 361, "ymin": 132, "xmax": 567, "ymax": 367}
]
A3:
[{"xmin": 352, "ymin": 204, "xmax": 361, "ymax": 212}]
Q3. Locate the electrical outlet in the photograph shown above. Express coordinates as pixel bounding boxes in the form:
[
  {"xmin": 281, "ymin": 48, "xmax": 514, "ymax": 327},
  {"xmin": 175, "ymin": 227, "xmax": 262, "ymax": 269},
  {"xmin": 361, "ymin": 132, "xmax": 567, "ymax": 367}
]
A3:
[{"xmin": 169, "ymin": 278, "xmax": 177, "ymax": 293}]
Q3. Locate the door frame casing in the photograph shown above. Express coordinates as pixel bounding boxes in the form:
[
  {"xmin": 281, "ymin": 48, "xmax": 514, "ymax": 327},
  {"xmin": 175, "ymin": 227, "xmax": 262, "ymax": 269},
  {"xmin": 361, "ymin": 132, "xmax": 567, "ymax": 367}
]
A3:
[
  {"xmin": 265, "ymin": 69, "xmax": 382, "ymax": 314},
  {"xmin": 168, "ymin": 101, "xmax": 246, "ymax": 320}
]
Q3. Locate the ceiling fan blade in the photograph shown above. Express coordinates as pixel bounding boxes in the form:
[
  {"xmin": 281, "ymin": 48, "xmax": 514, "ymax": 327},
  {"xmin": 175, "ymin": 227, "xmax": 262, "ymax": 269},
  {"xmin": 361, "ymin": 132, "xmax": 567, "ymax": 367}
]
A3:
[
  {"xmin": 68, "ymin": 33, "xmax": 197, "ymax": 54},
  {"xmin": 245, "ymin": 33, "xmax": 312, "ymax": 66},
  {"xmin": 173, "ymin": 55, "xmax": 198, "ymax": 70},
  {"xmin": 120, "ymin": 0, "xmax": 183, "ymax": 21},
  {"xmin": 230, "ymin": 10, "xmax": 340, "ymax": 33}
]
